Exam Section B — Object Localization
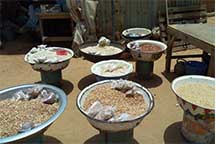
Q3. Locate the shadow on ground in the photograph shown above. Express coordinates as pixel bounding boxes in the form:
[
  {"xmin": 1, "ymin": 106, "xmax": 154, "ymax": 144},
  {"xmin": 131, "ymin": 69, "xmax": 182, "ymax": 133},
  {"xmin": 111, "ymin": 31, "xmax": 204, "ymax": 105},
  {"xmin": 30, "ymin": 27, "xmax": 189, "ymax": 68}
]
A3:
[
  {"xmin": 78, "ymin": 74, "xmax": 96, "ymax": 90},
  {"xmin": 60, "ymin": 80, "xmax": 74, "ymax": 95},
  {"xmin": 43, "ymin": 135, "xmax": 63, "ymax": 144},
  {"xmin": 129, "ymin": 72, "xmax": 163, "ymax": 88},
  {"xmin": 84, "ymin": 133, "xmax": 139, "ymax": 144},
  {"xmin": 78, "ymin": 72, "xmax": 163, "ymax": 90},
  {"xmin": 161, "ymin": 71, "xmax": 178, "ymax": 83},
  {"xmin": 35, "ymin": 79, "xmax": 74, "ymax": 95},
  {"xmin": 163, "ymin": 121, "xmax": 189, "ymax": 144}
]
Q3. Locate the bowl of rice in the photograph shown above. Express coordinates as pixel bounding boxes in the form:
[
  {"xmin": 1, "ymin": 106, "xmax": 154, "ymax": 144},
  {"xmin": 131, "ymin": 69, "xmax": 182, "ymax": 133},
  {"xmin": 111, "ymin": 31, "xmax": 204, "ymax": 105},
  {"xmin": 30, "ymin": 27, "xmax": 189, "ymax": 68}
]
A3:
[
  {"xmin": 91, "ymin": 60, "xmax": 133, "ymax": 81},
  {"xmin": 127, "ymin": 40, "xmax": 167, "ymax": 61},
  {"xmin": 171, "ymin": 75, "xmax": 215, "ymax": 144},
  {"xmin": 77, "ymin": 79, "xmax": 154, "ymax": 132},
  {"xmin": 0, "ymin": 84, "xmax": 67, "ymax": 143}
]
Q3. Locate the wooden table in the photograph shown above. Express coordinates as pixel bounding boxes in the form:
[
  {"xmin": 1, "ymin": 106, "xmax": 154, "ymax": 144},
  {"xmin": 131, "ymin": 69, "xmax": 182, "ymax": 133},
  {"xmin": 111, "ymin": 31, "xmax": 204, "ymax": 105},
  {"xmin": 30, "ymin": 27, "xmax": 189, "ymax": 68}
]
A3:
[
  {"xmin": 37, "ymin": 12, "xmax": 73, "ymax": 43},
  {"xmin": 165, "ymin": 23, "xmax": 215, "ymax": 76}
]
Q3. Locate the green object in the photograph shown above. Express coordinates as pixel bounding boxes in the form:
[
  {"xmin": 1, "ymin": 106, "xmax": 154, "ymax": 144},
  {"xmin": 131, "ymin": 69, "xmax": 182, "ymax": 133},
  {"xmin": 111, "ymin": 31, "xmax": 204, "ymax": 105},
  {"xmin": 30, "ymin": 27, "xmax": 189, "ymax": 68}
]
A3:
[
  {"xmin": 26, "ymin": 134, "xmax": 43, "ymax": 143},
  {"xmin": 136, "ymin": 61, "xmax": 154, "ymax": 80},
  {"xmin": 100, "ymin": 129, "xmax": 134, "ymax": 144},
  {"xmin": 40, "ymin": 70, "xmax": 62, "ymax": 86}
]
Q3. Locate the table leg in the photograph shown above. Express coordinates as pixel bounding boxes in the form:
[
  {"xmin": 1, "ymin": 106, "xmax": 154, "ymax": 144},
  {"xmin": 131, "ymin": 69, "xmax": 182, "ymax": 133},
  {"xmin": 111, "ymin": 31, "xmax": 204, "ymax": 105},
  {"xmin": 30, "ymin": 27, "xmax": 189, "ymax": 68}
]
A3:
[
  {"xmin": 165, "ymin": 35, "xmax": 176, "ymax": 72},
  {"xmin": 207, "ymin": 52, "xmax": 215, "ymax": 77}
]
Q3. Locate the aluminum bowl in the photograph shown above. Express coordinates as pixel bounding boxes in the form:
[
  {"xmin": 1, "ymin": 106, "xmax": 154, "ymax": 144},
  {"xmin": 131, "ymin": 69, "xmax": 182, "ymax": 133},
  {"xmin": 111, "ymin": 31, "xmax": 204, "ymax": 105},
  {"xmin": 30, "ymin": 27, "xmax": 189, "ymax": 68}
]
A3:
[
  {"xmin": 171, "ymin": 75, "xmax": 215, "ymax": 144},
  {"xmin": 91, "ymin": 60, "xmax": 133, "ymax": 81},
  {"xmin": 0, "ymin": 84, "xmax": 67, "ymax": 143},
  {"xmin": 122, "ymin": 28, "xmax": 152, "ymax": 40},
  {"xmin": 77, "ymin": 80, "xmax": 154, "ymax": 132},
  {"xmin": 79, "ymin": 42, "xmax": 125, "ymax": 63},
  {"xmin": 127, "ymin": 40, "xmax": 167, "ymax": 61}
]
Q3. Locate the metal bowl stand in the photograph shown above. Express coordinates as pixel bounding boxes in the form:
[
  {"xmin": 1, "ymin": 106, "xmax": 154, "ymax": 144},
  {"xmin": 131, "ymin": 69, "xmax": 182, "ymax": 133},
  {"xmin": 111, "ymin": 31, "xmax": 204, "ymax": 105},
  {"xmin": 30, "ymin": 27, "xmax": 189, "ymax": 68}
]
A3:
[
  {"xmin": 40, "ymin": 70, "xmax": 62, "ymax": 87},
  {"xmin": 99, "ymin": 129, "xmax": 134, "ymax": 144},
  {"xmin": 136, "ymin": 60, "xmax": 154, "ymax": 80}
]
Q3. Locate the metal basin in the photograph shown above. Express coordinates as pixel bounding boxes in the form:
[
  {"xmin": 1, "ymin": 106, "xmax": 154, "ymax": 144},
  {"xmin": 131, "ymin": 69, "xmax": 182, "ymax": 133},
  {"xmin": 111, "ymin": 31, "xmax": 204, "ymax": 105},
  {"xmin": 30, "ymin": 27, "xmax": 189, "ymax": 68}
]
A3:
[
  {"xmin": 122, "ymin": 28, "xmax": 152, "ymax": 40},
  {"xmin": 0, "ymin": 84, "xmax": 67, "ymax": 143},
  {"xmin": 77, "ymin": 80, "xmax": 154, "ymax": 132},
  {"xmin": 79, "ymin": 42, "xmax": 125, "ymax": 63},
  {"xmin": 127, "ymin": 40, "xmax": 167, "ymax": 62}
]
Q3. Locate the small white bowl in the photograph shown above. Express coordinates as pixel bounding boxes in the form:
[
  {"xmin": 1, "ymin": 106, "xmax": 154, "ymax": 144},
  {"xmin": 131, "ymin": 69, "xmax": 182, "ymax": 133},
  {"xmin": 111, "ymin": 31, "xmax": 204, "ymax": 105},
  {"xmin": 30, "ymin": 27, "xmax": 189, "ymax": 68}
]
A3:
[{"xmin": 91, "ymin": 60, "xmax": 133, "ymax": 81}]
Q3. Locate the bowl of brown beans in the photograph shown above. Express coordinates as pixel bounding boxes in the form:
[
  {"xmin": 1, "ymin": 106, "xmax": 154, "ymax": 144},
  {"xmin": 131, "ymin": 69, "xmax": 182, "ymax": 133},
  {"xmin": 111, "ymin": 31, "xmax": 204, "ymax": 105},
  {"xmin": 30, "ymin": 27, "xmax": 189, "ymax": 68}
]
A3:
[{"xmin": 127, "ymin": 40, "xmax": 167, "ymax": 61}]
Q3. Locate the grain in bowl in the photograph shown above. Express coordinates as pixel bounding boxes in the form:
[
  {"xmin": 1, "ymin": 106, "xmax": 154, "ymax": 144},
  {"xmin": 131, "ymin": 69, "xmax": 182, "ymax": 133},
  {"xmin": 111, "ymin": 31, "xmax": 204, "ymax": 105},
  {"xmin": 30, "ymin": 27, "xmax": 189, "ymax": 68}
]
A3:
[
  {"xmin": 0, "ymin": 86, "xmax": 59, "ymax": 138},
  {"xmin": 83, "ymin": 80, "xmax": 148, "ymax": 122},
  {"xmin": 175, "ymin": 83, "xmax": 215, "ymax": 109}
]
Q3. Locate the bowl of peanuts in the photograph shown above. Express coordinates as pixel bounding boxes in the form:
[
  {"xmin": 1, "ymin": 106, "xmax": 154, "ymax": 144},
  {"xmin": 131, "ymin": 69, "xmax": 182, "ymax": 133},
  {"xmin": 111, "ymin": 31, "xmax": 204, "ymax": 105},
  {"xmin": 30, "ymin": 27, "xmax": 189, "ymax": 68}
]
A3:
[{"xmin": 77, "ymin": 79, "xmax": 154, "ymax": 132}]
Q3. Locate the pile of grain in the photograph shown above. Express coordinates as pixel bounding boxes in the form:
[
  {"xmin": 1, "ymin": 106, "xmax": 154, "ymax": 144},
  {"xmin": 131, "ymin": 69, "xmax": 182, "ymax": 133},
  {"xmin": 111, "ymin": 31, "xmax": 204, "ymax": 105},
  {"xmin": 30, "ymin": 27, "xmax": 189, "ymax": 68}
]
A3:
[
  {"xmin": 0, "ymin": 99, "xmax": 59, "ymax": 138},
  {"xmin": 176, "ymin": 83, "xmax": 215, "ymax": 109},
  {"xmin": 83, "ymin": 84, "xmax": 147, "ymax": 117}
]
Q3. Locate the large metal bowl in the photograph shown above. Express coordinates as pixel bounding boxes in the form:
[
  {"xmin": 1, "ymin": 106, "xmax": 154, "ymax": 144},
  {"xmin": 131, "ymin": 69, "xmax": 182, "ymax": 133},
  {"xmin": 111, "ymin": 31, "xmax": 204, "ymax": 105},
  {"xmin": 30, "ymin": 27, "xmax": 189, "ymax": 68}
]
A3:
[
  {"xmin": 0, "ymin": 84, "xmax": 67, "ymax": 143},
  {"xmin": 79, "ymin": 42, "xmax": 125, "ymax": 63},
  {"xmin": 127, "ymin": 40, "xmax": 167, "ymax": 61},
  {"xmin": 77, "ymin": 80, "xmax": 154, "ymax": 132}
]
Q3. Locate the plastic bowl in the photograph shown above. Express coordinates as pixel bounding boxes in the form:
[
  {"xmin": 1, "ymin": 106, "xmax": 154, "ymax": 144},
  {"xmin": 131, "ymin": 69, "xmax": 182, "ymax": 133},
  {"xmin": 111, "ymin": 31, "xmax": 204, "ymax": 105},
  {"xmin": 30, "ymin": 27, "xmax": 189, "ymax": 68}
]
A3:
[
  {"xmin": 0, "ymin": 84, "xmax": 67, "ymax": 143},
  {"xmin": 127, "ymin": 40, "xmax": 167, "ymax": 61},
  {"xmin": 91, "ymin": 60, "xmax": 133, "ymax": 81},
  {"xmin": 76, "ymin": 80, "xmax": 154, "ymax": 132}
]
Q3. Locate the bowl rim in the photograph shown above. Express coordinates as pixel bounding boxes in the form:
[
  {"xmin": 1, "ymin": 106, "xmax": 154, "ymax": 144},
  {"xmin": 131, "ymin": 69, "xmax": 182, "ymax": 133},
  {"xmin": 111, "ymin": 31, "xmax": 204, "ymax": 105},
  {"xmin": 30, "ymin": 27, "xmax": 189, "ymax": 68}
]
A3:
[
  {"xmin": 79, "ymin": 41, "xmax": 125, "ymax": 57},
  {"xmin": 91, "ymin": 59, "xmax": 133, "ymax": 78},
  {"xmin": 171, "ymin": 75, "xmax": 215, "ymax": 111},
  {"xmin": 76, "ymin": 80, "xmax": 154, "ymax": 124},
  {"xmin": 122, "ymin": 28, "xmax": 152, "ymax": 39},
  {"xmin": 127, "ymin": 40, "xmax": 167, "ymax": 54},
  {"xmin": 0, "ymin": 84, "xmax": 67, "ymax": 143},
  {"xmin": 24, "ymin": 47, "xmax": 74, "ymax": 64}
]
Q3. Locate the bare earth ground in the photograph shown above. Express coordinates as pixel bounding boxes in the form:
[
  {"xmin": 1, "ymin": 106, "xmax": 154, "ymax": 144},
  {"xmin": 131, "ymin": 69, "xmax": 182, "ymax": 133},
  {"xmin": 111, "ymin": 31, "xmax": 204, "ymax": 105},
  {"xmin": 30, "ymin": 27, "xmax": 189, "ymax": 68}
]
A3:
[{"xmin": 0, "ymin": 35, "xmax": 206, "ymax": 144}]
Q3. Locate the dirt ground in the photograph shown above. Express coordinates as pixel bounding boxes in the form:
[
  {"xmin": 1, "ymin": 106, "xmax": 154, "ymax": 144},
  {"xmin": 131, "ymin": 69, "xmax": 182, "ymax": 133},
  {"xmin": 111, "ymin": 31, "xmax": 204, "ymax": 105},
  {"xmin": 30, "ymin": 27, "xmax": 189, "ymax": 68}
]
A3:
[{"xmin": 1, "ymin": 34, "xmax": 209, "ymax": 144}]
